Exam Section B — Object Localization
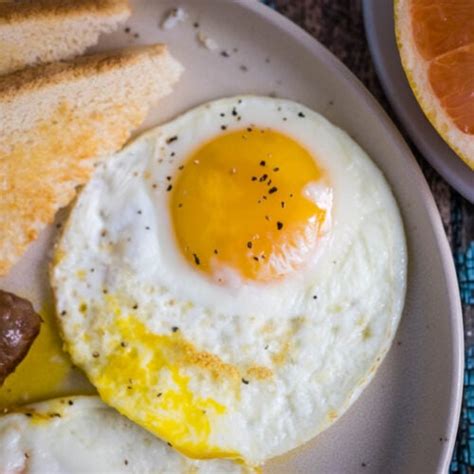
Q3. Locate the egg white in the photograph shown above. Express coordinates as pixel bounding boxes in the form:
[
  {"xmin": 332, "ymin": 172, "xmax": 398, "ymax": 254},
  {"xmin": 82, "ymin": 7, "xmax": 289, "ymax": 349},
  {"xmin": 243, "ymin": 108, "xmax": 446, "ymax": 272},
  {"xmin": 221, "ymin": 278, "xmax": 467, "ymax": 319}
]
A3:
[
  {"xmin": 51, "ymin": 96, "xmax": 407, "ymax": 465},
  {"xmin": 0, "ymin": 396, "xmax": 252, "ymax": 473}
]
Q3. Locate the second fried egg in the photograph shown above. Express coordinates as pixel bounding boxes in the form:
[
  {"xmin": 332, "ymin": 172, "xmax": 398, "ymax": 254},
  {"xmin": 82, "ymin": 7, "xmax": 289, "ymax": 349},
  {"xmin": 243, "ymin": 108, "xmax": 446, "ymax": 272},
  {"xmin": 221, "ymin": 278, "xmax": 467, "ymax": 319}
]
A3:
[{"xmin": 51, "ymin": 96, "xmax": 406, "ymax": 466}]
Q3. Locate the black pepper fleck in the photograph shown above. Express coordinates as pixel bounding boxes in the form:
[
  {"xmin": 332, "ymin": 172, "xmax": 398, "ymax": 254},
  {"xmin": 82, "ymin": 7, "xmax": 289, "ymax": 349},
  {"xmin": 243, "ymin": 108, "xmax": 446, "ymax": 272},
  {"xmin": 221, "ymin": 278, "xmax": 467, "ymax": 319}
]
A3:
[
  {"xmin": 193, "ymin": 22, "xmax": 199, "ymax": 28},
  {"xmin": 281, "ymin": 201, "xmax": 285, "ymax": 208},
  {"xmin": 167, "ymin": 184, "xmax": 173, "ymax": 192},
  {"xmin": 273, "ymin": 167, "xmax": 279, "ymax": 172},
  {"xmin": 68, "ymin": 400, "xmax": 74, "ymax": 406},
  {"xmin": 157, "ymin": 392, "xmax": 162, "ymax": 397},
  {"xmin": 232, "ymin": 108, "xmax": 238, "ymax": 116},
  {"xmin": 247, "ymin": 241, "xmax": 252, "ymax": 249},
  {"xmin": 124, "ymin": 459, "xmax": 129, "ymax": 466},
  {"xmin": 259, "ymin": 160, "xmax": 266, "ymax": 166},
  {"xmin": 166, "ymin": 136, "xmax": 178, "ymax": 144},
  {"xmin": 220, "ymin": 113, "xmax": 225, "ymax": 117},
  {"xmin": 298, "ymin": 112, "xmax": 306, "ymax": 118},
  {"xmin": 121, "ymin": 341, "xmax": 127, "ymax": 348},
  {"xmin": 214, "ymin": 249, "xmax": 218, "ymax": 255},
  {"xmin": 277, "ymin": 221, "xmax": 283, "ymax": 230},
  {"xmin": 221, "ymin": 50, "xmax": 230, "ymax": 58},
  {"xmin": 193, "ymin": 253, "xmax": 201, "ymax": 265},
  {"xmin": 268, "ymin": 186, "xmax": 277, "ymax": 194},
  {"xmin": 137, "ymin": 210, "xmax": 142, "ymax": 215},
  {"xmin": 259, "ymin": 174, "xmax": 268, "ymax": 182},
  {"xmin": 134, "ymin": 33, "xmax": 139, "ymax": 38},
  {"xmin": 167, "ymin": 442, "xmax": 173, "ymax": 447},
  {"xmin": 242, "ymin": 378, "xmax": 249, "ymax": 384},
  {"xmin": 92, "ymin": 351, "xmax": 100, "ymax": 358},
  {"xmin": 221, "ymin": 125, "xmax": 227, "ymax": 130},
  {"xmin": 313, "ymin": 295, "xmax": 318, "ymax": 300},
  {"xmin": 253, "ymin": 256, "xmax": 259, "ymax": 262},
  {"xmin": 172, "ymin": 326, "xmax": 179, "ymax": 333},
  {"xmin": 251, "ymin": 176, "xmax": 257, "ymax": 181},
  {"xmin": 132, "ymin": 304, "xmax": 138, "ymax": 310},
  {"xmin": 125, "ymin": 27, "xmax": 131, "ymax": 33},
  {"xmin": 60, "ymin": 310, "xmax": 67, "ymax": 316}
]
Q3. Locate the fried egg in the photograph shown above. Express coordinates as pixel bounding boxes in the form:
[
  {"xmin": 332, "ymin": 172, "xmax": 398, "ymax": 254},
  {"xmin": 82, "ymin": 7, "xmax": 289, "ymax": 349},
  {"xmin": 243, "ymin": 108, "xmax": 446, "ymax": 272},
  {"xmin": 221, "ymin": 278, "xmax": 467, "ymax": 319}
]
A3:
[
  {"xmin": 0, "ymin": 396, "xmax": 252, "ymax": 473},
  {"xmin": 51, "ymin": 96, "xmax": 407, "ymax": 465}
]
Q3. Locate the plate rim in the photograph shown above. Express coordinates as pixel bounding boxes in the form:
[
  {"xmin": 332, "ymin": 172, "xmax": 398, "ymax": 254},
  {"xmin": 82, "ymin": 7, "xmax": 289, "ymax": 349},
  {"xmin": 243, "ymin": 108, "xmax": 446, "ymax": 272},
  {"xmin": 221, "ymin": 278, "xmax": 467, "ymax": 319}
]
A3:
[
  {"xmin": 244, "ymin": 1, "xmax": 464, "ymax": 471},
  {"xmin": 361, "ymin": 0, "xmax": 474, "ymax": 203}
]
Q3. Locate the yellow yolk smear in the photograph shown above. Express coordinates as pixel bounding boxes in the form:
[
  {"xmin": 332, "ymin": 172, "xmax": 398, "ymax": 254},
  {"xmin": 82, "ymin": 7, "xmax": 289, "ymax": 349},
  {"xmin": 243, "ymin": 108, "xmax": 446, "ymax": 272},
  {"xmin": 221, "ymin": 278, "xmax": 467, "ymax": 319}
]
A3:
[
  {"xmin": 90, "ymin": 312, "xmax": 236, "ymax": 460},
  {"xmin": 171, "ymin": 128, "xmax": 331, "ymax": 283},
  {"xmin": 0, "ymin": 302, "xmax": 90, "ymax": 410}
]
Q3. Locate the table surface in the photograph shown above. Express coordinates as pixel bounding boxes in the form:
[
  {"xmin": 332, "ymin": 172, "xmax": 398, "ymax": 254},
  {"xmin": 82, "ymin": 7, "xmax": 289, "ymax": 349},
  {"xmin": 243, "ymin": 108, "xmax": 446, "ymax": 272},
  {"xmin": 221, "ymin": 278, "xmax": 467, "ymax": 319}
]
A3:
[{"xmin": 270, "ymin": 0, "xmax": 474, "ymax": 472}]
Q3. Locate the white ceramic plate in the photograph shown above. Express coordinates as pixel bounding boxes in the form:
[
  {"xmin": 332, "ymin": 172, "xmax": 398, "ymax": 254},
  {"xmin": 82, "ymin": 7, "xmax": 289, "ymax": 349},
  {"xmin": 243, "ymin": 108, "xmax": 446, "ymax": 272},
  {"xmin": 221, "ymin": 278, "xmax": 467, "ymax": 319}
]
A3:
[
  {"xmin": 0, "ymin": 1, "xmax": 464, "ymax": 473},
  {"xmin": 362, "ymin": 0, "xmax": 474, "ymax": 203}
]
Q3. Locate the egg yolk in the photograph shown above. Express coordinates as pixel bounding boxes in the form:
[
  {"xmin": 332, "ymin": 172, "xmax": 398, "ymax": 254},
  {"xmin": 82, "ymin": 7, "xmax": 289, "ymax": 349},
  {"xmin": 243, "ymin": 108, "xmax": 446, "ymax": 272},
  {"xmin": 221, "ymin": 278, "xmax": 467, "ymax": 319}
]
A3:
[
  {"xmin": 0, "ymin": 302, "xmax": 92, "ymax": 410},
  {"xmin": 171, "ymin": 128, "xmax": 331, "ymax": 283}
]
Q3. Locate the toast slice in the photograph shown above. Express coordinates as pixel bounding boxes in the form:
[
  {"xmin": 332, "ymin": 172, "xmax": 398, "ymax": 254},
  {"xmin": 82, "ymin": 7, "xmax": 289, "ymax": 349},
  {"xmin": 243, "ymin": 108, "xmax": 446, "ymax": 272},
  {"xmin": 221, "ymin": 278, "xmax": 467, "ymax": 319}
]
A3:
[
  {"xmin": 0, "ymin": 44, "xmax": 184, "ymax": 275},
  {"xmin": 0, "ymin": 0, "xmax": 130, "ymax": 75}
]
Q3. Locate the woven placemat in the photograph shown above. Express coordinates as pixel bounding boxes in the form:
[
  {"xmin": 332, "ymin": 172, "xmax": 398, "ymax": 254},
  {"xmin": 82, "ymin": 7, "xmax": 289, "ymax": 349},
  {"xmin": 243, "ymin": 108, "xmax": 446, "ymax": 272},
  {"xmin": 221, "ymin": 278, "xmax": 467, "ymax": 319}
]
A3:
[{"xmin": 269, "ymin": 0, "xmax": 474, "ymax": 471}]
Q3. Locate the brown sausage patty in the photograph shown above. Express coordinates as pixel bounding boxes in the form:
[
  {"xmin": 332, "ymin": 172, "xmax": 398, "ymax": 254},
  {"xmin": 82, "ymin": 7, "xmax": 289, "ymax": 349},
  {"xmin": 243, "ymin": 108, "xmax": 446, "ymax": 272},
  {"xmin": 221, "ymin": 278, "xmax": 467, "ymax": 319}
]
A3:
[{"xmin": 0, "ymin": 289, "xmax": 42, "ymax": 386}]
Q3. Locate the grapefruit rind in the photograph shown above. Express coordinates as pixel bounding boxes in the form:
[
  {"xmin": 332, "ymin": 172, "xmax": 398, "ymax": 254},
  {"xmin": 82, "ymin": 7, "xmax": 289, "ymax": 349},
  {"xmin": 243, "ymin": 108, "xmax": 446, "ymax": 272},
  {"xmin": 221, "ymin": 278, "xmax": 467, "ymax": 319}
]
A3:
[{"xmin": 394, "ymin": 0, "xmax": 474, "ymax": 170}]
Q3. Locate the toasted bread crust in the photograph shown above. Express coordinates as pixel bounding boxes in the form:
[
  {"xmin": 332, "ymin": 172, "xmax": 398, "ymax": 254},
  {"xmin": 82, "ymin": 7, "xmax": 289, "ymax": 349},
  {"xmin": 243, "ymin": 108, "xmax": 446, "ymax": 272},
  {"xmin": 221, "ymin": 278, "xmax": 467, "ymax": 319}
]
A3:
[
  {"xmin": 0, "ymin": 45, "xmax": 167, "ymax": 101},
  {"xmin": 0, "ymin": 44, "xmax": 183, "ymax": 276},
  {"xmin": 0, "ymin": 0, "xmax": 130, "ymax": 23}
]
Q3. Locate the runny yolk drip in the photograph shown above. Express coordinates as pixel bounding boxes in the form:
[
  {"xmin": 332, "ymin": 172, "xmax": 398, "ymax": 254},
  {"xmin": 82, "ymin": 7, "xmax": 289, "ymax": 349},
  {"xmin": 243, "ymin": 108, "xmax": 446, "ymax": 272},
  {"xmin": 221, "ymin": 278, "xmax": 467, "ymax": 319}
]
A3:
[
  {"xmin": 171, "ymin": 128, "xmax": 331, "ymax": 283},
  {"xmin": 92, "ymin": 313, "xmax": 235, "ymax": 460},
  {"xmin": 0, "ymin": 303, "xmax": 90, "ymax": 410}
]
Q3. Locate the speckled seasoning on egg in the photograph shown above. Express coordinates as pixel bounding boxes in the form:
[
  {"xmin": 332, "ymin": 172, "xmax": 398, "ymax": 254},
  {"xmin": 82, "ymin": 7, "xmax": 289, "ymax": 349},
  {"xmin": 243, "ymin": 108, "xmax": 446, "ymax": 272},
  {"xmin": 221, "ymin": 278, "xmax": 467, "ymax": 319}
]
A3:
[{"xmin": 51, "ymin": 96, "xmax": 407, "ymax": 466}]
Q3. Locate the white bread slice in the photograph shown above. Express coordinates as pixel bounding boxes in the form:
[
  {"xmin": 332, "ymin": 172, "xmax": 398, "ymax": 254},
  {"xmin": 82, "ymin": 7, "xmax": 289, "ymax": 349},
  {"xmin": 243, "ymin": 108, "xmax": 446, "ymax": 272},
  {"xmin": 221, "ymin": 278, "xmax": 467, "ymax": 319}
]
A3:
[
  {"xmin": 0, "ymin": 0, "xmax": 131, "ymax": 75},
  {"xmin": 0, "ymin": 44, "xmax": 184, "ymax": 275}
]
